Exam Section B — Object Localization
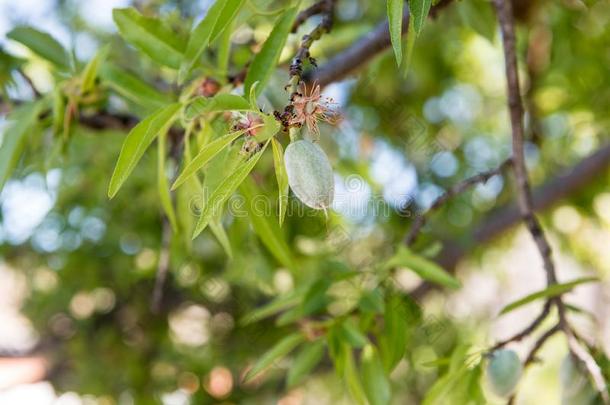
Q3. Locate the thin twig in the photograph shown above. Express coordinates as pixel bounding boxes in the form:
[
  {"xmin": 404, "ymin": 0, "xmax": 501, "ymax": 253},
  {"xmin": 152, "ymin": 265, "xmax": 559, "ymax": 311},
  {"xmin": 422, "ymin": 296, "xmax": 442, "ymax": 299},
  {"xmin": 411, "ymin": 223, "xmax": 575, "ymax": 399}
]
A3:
[
  {"xmin": 489, "ymin": 300, "xmax": 552, "ymax": 352},
  {"xmin": 404, "ymin": 158, "xmax": 512, "ymax": 246},
  {"xmin": 151, "ymin": 217, "xmax": 172, "ymax": 314},
  {"xmin": 494, "ymin": 0, "xmax": 609, "ymax": 402},
  {"xmin": 291, "ymin": 0, "xmax": 330, "ymax": 33},
  {"xmin": 18, "ymin": 68, "xmax": 41, "ymax": 97}
]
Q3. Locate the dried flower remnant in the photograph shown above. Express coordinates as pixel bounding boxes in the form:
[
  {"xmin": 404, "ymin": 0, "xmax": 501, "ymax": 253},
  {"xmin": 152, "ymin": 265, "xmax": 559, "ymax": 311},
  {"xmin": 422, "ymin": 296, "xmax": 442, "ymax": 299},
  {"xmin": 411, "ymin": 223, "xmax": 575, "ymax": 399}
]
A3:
[{"xmin": 289, "ymin": 83, "xmax": 339, "ymax": 137}]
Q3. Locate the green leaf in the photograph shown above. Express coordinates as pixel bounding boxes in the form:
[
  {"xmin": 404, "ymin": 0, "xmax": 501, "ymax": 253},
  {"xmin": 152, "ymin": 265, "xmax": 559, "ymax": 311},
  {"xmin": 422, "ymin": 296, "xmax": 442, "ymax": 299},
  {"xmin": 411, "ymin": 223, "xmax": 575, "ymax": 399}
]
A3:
[
  {"xmin": 172, "ymin": 129, "xmax": 246, "ymax": 190},
  {"xmin": 240, "ymin": 177, "xmax": 295, "ymax": 268},
  {"xmin": 184, "ymin": 94, "xmax": 251, "ymax": 120},
  {"xmin": 408, "ymin": 0, "xmax": 432, "ymax": 36},
  {"xmin": 81, "ymin": 46, "xmax": 109, "ymax": 94},
  {"xmin": 253, "ymin": 113, "xmax": 280, "ymax": 142},
  {"xmin": 209, "ymin": 218, "xmax": 233, "ymax": 259},
  {"xmin": 244, "ymin": 333, "xmax": 305, "ymax": 382},
  {"xmin": 192, "ymin": 140, "xmax": 269, "ymax": 237},
  {"xmin": 240, "ymin": 290, "xmax": 302, "ymax": 325},
  {"xmin": 157, "ymin": 131, "xmax": 178, "ymax": 231},
  {"xmin": 500, "ymin": 277, "xmax": 599, "ymax": 315},
  {"xmin": 358, "ymin": 288, "xmax": 385, "ymax": 313},
  {"xmin": 385, "ymin": 246, "xmax": 461, "ymax": 289},
  {"xmin": 379, "ymin": 293, "xmax": 409, "ymax": 372},
  {"xmin": 244, "ymin": 5, "xmax": 299, "ymax": 97},
  {"xmin": 0, "ymin": 101, "xmax": 42, "ymax": 190},
  {"xmin": 113, "ymin": 8, "xmax": 185, "ymax": 69},
  {"xmin": 400, "ymin": 21, "xmax": 417, "ymax": 77},
  {"xmin": 457, "ymin": 0, "xmax": 496, "ymax": 43},
  {"xmin": 271, "ymin": 138, "xmax": 289, "ymax": 226},
  {"xmin": 52, "ymin": 87, "xmax": 65, "ymax": 136},
  {"xmin": 7, "ymin": 26, "xmax": 70, "ymax": 70},
  {"xmin": 108, "ymin": 103, "xmax": 182, "ymax": 198},
  {"xmin": 209, "ymin": 0, "xmax": 246, "ymax": 42},
  {"xmin": 179, "ymin": 0, "xmax": 245, "ymax": 83},
  {"xmin": 342, "ymin": 344, "xmax": 367, "ymax": 405},
  {"xmin": 99, "ymin": 63, "xmax": 171, "ymax": 111},
  {"xmin": 287, "ymin": 340, "xmax": 325, "ymax": 387},
  {"xmin": 338, "ymin": 320, "xmax": 368, "ymax": 348},
  {"xmin": 387, "ymin": 0, "xmax": 403, "ymax": 66},
  {"xmin": 361, "ymin": 344, "xmax": 391, "ymax": 405}
]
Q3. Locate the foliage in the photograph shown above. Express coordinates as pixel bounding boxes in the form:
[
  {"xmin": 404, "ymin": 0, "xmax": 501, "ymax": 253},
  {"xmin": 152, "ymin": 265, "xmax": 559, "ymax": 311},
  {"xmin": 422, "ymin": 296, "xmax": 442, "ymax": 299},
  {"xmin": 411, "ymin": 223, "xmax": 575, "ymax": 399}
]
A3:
[{"xmin": 1, "ymin": 0, "xmax": 610, "ymax": 404}]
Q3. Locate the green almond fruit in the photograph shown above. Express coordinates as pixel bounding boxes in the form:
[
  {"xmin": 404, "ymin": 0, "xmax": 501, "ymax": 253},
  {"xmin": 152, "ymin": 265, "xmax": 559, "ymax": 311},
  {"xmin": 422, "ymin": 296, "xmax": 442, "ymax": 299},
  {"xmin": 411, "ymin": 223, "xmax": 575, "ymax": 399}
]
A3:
[
  {"xmin": 284, "ymin": 140, "xmax": 334, "ymax": 210},
  {"xmin": 560, "ymin": 355, "xmax": 597, "ymax": 404},
  {"xmin": 486, "ymin": 349, "xmax": 522, "ymax": 397}
]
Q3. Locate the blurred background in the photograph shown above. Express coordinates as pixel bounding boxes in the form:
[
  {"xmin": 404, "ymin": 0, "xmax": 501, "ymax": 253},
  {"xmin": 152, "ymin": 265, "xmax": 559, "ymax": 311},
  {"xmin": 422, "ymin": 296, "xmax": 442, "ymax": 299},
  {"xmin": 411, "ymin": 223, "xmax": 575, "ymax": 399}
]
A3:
[{"xmin": 1, "ymin": 0, "xmax": 610, "ymax": 403}]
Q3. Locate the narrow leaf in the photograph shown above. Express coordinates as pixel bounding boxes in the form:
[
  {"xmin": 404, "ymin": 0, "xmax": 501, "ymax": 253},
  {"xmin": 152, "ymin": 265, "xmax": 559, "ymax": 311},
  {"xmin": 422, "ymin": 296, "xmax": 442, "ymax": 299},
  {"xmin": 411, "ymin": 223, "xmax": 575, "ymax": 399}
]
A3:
[
  {"xmin": 271, "ymin": 138, "xmax": 289, "ymax": 226},
  {"xmin": 287, "ymin": 340, "xmax": 325, "ymax": 387},
  {"xmin": 385, "ymin": 246, "xmax": 461, "ymax": 289},
  {"xmin": 244, "ymin": 6, "xmax": 299, "ymax": 97},
  {"xmin": 387, "ymin": 0, "xmax": 403, "ymax": 66},
  {"xmin": 178, "ymin": 0, "xmax": 244, "ymax": 84},
  {"xmin": 113, "ymin": 8, "xmax": 185, "ymax": 69},
  {"xmin": 81, "ymin": 46, "xmax": 109, "ymax": 94},
  {"xmin": 100, "ymin": 63, "xmax": 171, "ymax": 111},
  {"xmin": 192, "ymin": 140, "xmax": 269, "ymax": 237},
  {"xmin": 338, "ymin": 320, "xmax": 368, "ymax": 348},
  {"xmin": 240, "ymin": 177, "xmax": 295, "ymax": 269},
  {"xmin": 0, "ymin": 102, "xmax": 42, "ymax": 190},
  {"xmin": 7, "ymin": 26, "xmax": 70, "ymax": 70},
  {"xmin": 172, "ymin": 129, "xmax": 246, "ymax": 190},
  {"xmin": 500, "ymin": 277, "xmax": 599, "ymax": 315},
  {"xmin": 400, "ymin": 22, "xmax": 417, "ymax": 77},
  {"xmin": 108, "ymin": 103, "xmax": 182, "ymax": 198},
  {"xmin": 409, "ymin": 0, "xmax": 433, "ymax": 36},
  {"xmin": 157, "ymin": 131, "xmax": 178, "ymax": 231},
  {"xmin": 240, "ymin": 290, "xmax": 302, "ymax": 325},
  {"xmin": 209, "ymin": 0, "xmax": 246, "ymax": 42},
  {"xmin": 343, "ymin": 344, "xmax": 368, "ymax": 405},
  {"xmin": 361, "ymin": 345, "xmax": 391, "ymax": 405},
  {"xmin": 244, "ymin": 333, "xmax": 305, "ymax": 382},
  {"xmin": 209, "ymin": 218, "xmax": 233, "ymax": 259},
  {"xmin": 184, "ymin": 94, "xmax": 251, "ymax": 120}
]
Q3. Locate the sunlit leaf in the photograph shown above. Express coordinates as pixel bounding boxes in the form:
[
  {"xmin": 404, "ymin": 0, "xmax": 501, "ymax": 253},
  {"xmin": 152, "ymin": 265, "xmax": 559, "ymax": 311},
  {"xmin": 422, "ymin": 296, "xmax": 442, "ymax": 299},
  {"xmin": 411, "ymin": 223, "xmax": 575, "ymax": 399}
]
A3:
[
  {"xmin": 81, "ymin": 46, "xmax": 109, "ymax": 94},
  {"xmin": 244, "ymin": 333, "xmax": 305, "ymax": 382},
  {"xmin": 179, "ymin": 0, "xmax": 245, "ymax": 82},
  {"xmin": 244, "ymin": 5, "xmax": 299, "ymax": 97},
  {"xmin": 361, "ymin": 344, "xmax": 391, "ymax": 405},
  {"xmin": 0, "ymin": 101, "xmax": 43, "ymax": 190},
  {"xmin": 113, "ymin": 8, "xmax": 185, "ymax": 69},
  {"xmin": 192, "ymin": 140, "xmax": 269, "ymax": 237},
  {"xmin": 172, "ymin": 129, "xmax": 246, "ymax": 190},
  {"xmin": 457, "ymin": 0, "xmax": 496, "ymax": 43},
  {"xmin": 500, "ymin": 277, "xmax": 599, "ymax": 315},
  {"xmin": 7, "ymin": 26, "xmax": 70, "ymax": 70},
  {"xmin": 338, "ymin": 319, "xmax": 368, "ymax": 348},
  {"xmin": 240, "ymin": 290, "xmax": 302, "ymax": 325},
  {"xmin": 108, "ymin": 103, "xmax": 182, "ymax": 198},
  {"xmin": 100, "ymin": 63, "xmax": 171, "ymax": 111},
  {"xmin": 184, "ymin": 94, "xmax": 251, "ymax": 120}
]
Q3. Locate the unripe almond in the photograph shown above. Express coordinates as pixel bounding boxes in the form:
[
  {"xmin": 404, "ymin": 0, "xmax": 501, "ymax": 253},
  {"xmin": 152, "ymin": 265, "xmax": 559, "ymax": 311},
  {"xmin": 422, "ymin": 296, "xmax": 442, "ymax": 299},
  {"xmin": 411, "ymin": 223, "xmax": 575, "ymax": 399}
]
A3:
[
  {"xmin": 284, "ymin": 140, "xmax": 334, "ymax": 210},
  {"xmin": 560, "ymin": 355, "xmax": 596, "ymax": 404},
  {"xmin": 486, "ymin": 349, "xmax": 522, "ymax": 397}
]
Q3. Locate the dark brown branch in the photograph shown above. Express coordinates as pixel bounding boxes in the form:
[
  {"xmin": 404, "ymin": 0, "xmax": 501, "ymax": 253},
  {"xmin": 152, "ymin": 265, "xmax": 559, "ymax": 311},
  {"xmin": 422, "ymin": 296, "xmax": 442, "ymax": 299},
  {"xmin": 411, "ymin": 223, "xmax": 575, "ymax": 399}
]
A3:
[
  {"xmin": 289, "ymin": 0, "xmax": 335, "ymax": 79},
  {"xmin": 308, "ymin": 0, "xmax": 455, "ymax": 87},
  {"xmin": 404, "ymin": 158, "xmax": 512, "ymax": 246},
  {"xmin": 489, "ymin": 300, "xmax": 552, "ymax": 352},
  {"xmin": 18, "ymin": 68, "xmax": 41, "ymax": 97},
  {"xmin": 291, "ymin": 1, "xmax": 331, "ymax": 33},
  {"xmin": 410, "ymin": 142, "xmax": 610, "ymax": 300},
  {"xmin": 494, "ymin": 0, "xmax": 608, "ymax": 401}
]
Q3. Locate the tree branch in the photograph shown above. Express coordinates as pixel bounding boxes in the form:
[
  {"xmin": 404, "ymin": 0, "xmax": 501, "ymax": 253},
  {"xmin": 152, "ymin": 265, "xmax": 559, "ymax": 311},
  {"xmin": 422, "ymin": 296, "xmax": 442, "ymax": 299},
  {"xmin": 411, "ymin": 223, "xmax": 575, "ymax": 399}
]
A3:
[
  {"xmin": 308, "ymin": 0, "xmax": 455, "ymax": 87},
  {"xmin": 404, "ymin": 159, "xmax": 512, "ymax": 246}
]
